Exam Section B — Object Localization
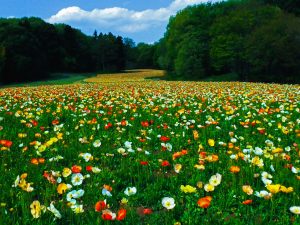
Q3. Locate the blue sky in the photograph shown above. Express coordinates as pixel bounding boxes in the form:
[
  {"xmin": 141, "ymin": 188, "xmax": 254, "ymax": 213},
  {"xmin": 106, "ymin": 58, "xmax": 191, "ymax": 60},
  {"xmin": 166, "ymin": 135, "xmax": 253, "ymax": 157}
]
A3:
[{"xmin": 0, "ymin": 0, "xmax": 218, "ymax": 43}]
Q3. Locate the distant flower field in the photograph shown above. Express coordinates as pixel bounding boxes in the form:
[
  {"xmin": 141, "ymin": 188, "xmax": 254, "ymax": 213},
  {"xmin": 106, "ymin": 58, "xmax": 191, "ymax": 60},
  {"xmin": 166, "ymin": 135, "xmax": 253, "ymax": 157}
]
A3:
[{"xmin": 0, "ymin": 72, "xmax": 299, "ymax": 224}]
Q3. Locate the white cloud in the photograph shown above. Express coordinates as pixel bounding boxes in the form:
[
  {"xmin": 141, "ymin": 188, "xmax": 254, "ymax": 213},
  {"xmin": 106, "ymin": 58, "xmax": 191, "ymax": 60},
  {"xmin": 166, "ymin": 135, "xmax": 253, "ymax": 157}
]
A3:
[{"xmin": 47, "ymin": 0, "xmax": 219, "ymax": 34}]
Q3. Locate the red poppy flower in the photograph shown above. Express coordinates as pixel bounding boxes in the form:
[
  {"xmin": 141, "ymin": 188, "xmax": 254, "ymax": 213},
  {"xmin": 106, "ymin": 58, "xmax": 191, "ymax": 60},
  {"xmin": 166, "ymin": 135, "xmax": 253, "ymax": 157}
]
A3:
[
  {"xmin": 141, "ymin": 121, "xmax": 149, "ymax": 127},
  {"xmin": 116, "ymin": 209, "xmax": 127, "ymax": 221},
  {"xmin": 0, "ymin": 140, "xmax": 12, "ymax": 148},
  {"xmin": 140, "ymin": 161, "xmax": 149, "ymax": 166},
  {"xmin": 199, "ymin": 151, "xmax": 207, "ymax": 158},
  {"xmin": 95, "ymin": 200, "xmax": 106, "ymax": 212},
  {"xmin": 52, "ymin": 119, "xmax": 59, "ymax": 125},
  {"xmin": 86, "ymin": 165, "xmax": 93, "ymax": 172},
  {"xmin": 104, "ymin": 122, "xmax": 113, "ymax": 129},
  {"xmin": 160, "ymin": 136, "xmax": 170, "ymax": 142},
  {"xmin": 43, "ymin": 171, "xmax": 56, "ymax": 184},
  {"xmin": 31, "ymin": 120, "xmax": 38, "ymax": 127},
  {"xmin": 143, "ymin": 208, "xmax": 153, "ymax": 215},
  {"xmin": 102, "ymin": 213, "xmax": 113, "ymax": 220},
  {"xmin": 161, "ymin": 160, "xmax": 170, "ymax": 167},
  {"xmin": 284, "ymin": 164, "xmax": 293, "ymax": 169}
]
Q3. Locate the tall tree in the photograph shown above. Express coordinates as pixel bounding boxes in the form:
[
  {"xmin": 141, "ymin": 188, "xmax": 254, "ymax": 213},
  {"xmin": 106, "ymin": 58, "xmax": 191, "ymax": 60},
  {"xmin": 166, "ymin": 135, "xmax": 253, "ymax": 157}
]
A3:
[
  {"xmin": 161, "ymin": 1, "xmax": 241, "ymax": 78},
  {"xmin": 261, "ymin": 0, "xmax": 300, "ymax": 16},
  {"xmin": 210, "ymin": 3, "xmax": 281, "ymax": 79},
  {"xmin": 0, "ymin": 45, "xmax": 5, "ymax": 79},
  {"xmin": 175, "ymin": 34, "xmax": 207, "ymax": 79},
  {"xmin": 245, "ymin": 14, "xmax": 300, "ymax": 83},
  {"xmin": 124, "ymin": 38, "xmax": 137, "ymax": 69},
  {"xmin": 0, "ymin": 17, "xmax": 133, "ymax": 84}
]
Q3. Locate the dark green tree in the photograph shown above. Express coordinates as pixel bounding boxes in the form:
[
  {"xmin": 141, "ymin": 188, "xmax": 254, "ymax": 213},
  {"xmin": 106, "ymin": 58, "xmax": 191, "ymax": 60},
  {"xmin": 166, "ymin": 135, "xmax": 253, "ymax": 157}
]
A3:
[
  {"xmin": 245, "ymin": 14, "xmax": 300, "ymax": 83},
  {"xmin": 210, "ymin": 3, "xmax": 282, "ymax": 80},
  {"xmin": 260, "ymin": 0, "xmax": 300, "ymax": 15},
  {"xmin": 160, "ymin": 1, "xmax": 241, "ymax": 78},
  {"xmin": 0, "ymin": 45, "xmax": 5, "ymax": 79},
  {"xmin": 175, "ymin": 34, "xmax": 207, "ymax": 79},
  {"xmin": 136, "ymin": 43, "xmax": 156, "ymax": 68},
  {"xmin": 124, "ymin": 38, "xmax": 137, "ymax": 69}
]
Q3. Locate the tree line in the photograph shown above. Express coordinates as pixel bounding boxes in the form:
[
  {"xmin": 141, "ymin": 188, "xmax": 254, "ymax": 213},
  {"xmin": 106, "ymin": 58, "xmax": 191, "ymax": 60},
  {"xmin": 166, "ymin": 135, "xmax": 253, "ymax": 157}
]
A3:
[
  {"xmin": 152, "ymin": 0, "xmax": 300, "ymax": 83},
  {"xmin": 0, "ymin": 17, "xmax": 155, "ymax": 84},
  {"xmin": 0, "ymin": 0, "xmax": 299, "ymax": 84}
]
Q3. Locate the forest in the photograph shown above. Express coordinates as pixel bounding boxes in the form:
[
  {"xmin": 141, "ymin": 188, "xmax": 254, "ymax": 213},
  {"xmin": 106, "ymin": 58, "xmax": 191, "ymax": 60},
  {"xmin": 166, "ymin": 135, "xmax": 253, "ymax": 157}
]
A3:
[
  {"xmin": 156, "ymin": 0, "xmax": 300, "ymax": 83},
  {"xmin": 0, "ymin": 0, "xmax": 299, "ymax": 84}
]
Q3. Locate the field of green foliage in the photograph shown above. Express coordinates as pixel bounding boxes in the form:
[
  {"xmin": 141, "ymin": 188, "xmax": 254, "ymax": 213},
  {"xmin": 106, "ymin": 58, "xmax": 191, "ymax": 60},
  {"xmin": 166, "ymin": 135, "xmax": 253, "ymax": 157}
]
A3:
[{"xmin": 0, "ymin": 72, "xmax": 299, "ymax": 224}]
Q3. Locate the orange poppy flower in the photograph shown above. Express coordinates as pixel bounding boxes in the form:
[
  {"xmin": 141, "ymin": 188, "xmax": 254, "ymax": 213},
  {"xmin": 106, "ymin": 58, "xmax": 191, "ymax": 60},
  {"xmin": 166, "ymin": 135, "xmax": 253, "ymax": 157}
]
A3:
[
  {"xmin": 71, "ymin": 165, "xmax": 82, "ymax": 173},
  {"xmin": 172, "ymin": 152, "xmax": 182, "ymax": 160},
  {"xmin": 211, "ymin": 154, "xmax": 219, "ymax": 162},
  {"xmin": 181, "ymin": 149, "xmax": 188, "ymax": 155},
  {"xmin": 31, "ymin": 158, "xmax": 39, "ymax": 165},
  {"xmin": 197, "ymin": 196, "xmax": 212, "ymax": 208},
  {"xmin": 228, "ymin": 143, "xmax": 234, "ymax": 149},
  {"xmin": 230, "ymin": 166, "xmax": 240, "ymax": 173},
  {"xmin": 242, "ymin": 199, "xmax": 253, "ymax": 205},
  {"xmin": 38, "ymin": 158, "xmax": 45, "ymax": 164},
  {"xmin": 103, "ymin": 184, "xmax": 113, "ymax": 192}
]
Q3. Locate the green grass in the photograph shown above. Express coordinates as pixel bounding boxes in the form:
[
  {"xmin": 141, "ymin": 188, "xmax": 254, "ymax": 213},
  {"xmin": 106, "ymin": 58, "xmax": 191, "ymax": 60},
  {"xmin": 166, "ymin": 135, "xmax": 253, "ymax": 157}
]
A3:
[
  {"xmin": 0, "ymin": 72, "xmax": 97, "ymax": 88},
  {"xmin": 163, "ymin": 73, "xmax": 239, "ymax": 82},
  {"xmin": 201, "ymin": 73, "xmax": 239, "ymax": 82}
]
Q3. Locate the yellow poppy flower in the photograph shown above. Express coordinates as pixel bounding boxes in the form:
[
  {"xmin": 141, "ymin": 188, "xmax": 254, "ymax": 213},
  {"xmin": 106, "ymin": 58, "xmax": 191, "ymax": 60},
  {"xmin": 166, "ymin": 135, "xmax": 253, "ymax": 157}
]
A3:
[
  {"xmin": 208, "ymin": 139, "xmax": 215, "ymax": 147},
  {"xmin": 57, "ymin": 183, "xmax": 68, "ymax": 195}
]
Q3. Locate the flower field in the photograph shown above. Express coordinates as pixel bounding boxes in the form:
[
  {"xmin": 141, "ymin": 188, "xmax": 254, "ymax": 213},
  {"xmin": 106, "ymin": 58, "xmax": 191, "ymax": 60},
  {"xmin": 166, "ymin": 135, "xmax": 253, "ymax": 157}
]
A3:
[{"xmin": 0, "ymin": 72, "xmax": 299, "ymax": 224}]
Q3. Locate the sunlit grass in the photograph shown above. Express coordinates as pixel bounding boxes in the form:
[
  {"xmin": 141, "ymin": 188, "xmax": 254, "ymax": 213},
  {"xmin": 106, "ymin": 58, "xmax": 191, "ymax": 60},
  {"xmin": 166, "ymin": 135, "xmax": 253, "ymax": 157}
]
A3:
[{"xmin": 84, "ymin": 69, "xmax": 165, "ymax": 83}]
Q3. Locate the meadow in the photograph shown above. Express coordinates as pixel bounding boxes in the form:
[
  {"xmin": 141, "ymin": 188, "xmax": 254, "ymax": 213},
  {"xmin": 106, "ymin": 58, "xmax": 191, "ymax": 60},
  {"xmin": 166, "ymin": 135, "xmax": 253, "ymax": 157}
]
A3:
[{"xmin": 0, "ymin": 70, "xmax": 299, "ymax": 224}]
